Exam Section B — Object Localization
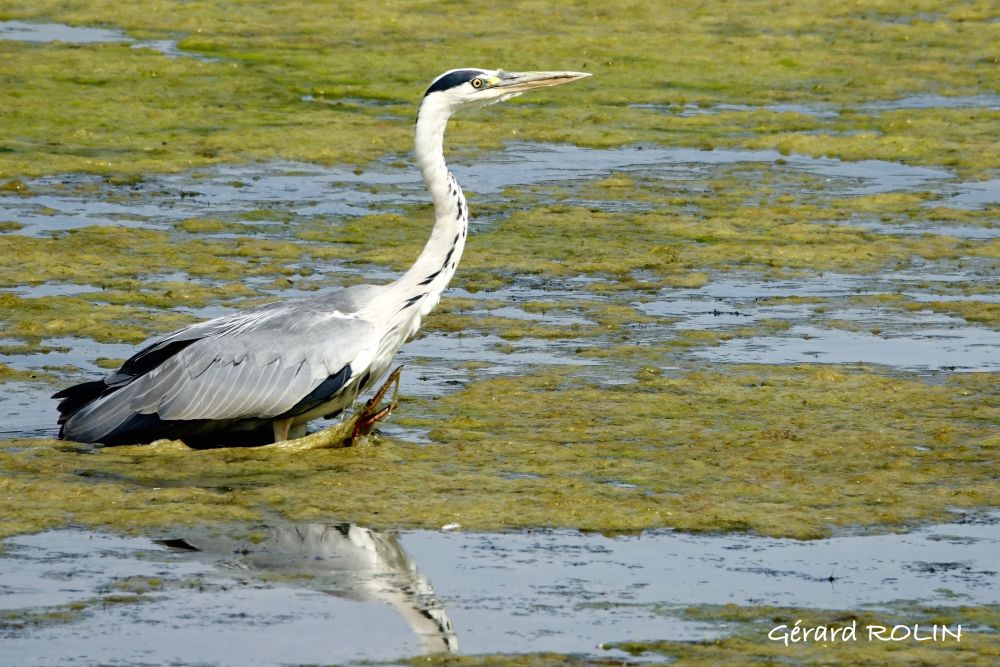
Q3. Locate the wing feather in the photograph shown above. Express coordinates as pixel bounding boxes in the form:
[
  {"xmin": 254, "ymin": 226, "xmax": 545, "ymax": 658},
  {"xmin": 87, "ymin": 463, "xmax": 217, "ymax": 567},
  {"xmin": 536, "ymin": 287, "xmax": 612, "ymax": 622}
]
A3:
[
  {"xmin": 221, "ymin": 355, "xmax": 272, "ymax": 418},
  {"xmin": 133, "ymin": 360, "xmax": 187, "ymax": 413},
  {"xmin": 143, "ymin": 309, "xmax": 377, "ymax": 421},
  {"xmin": 185, "ymin": 362, "xmax": 245, "ymax": 419},
  {"xmin": 69, "ymin": 392, "xmax": 131, "ymax": 442}
]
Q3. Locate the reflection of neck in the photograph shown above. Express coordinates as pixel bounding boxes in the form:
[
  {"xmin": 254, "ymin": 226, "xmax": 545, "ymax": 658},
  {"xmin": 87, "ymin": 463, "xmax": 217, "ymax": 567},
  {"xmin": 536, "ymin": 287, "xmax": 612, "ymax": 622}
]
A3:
[
  {"xmin": 344, "ymin": 525, "xmax": 459, "ymax": 653},
  {"xmin": 388, "ymin": 580, "xmax": 460, "ymax": 653},
  {"xmin": 276, "ymin": 524, "xmax": 460, "ymax": 653}
]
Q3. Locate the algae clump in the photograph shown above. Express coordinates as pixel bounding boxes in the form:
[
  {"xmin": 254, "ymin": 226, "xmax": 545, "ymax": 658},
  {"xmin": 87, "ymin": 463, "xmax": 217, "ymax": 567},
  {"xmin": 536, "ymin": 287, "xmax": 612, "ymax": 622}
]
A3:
[
  {"xmin": 2, "ymin": 365, "xmax": 997, "ymax": 540},
  {"xmin": 0, "ymin": 0, "xmax": 997, "ymax": 545},
  {"xmin": 0, "ymin": 0, "xmax": 997, "ymax": 178}
]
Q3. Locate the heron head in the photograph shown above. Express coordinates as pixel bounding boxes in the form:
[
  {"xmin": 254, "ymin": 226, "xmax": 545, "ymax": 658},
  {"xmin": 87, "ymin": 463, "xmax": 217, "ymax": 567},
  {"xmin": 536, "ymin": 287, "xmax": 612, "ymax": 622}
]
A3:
[{"xmin": 422, "ymin": 68, "xmax": 590, "ymax": 114}]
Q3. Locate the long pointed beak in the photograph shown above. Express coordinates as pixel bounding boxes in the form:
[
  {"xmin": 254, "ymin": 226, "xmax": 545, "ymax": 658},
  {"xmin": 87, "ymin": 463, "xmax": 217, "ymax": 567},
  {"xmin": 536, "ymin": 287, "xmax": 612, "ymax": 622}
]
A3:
[{"xmin": 492, "ymin": 70, "xmax": 591, "ymax": 93}]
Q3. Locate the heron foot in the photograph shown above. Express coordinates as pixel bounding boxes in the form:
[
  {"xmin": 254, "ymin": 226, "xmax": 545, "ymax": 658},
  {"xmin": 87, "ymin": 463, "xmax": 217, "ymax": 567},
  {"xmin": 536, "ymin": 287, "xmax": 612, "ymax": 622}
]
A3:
[
  {"xmin": 350, "ymin": 365, "xmax": 403, "ymax": 445},
  {"xmin": 258, "ymin": 366, "xmax": 404, "ymax": 451}
]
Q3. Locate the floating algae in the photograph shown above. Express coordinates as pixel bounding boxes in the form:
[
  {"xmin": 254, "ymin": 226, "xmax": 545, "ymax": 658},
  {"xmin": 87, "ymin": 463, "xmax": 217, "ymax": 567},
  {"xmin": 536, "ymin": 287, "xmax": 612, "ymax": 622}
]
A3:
[
  {"xmin": 2, "ymin": 363, "xmax": 998, "ymax": 540},
  {"xmin": 2, "ymin": 146, "xmax": 998, "ymax": 537},
  {"xmin": 0, "ymin": 145, "xmax": 994, "ymax": 360},
  {"xmin": 1, "ymin": 0, "xmax": 998, "ymax": 178},
  {"xmin": 0, "ymin": 3, "xmax": 998, "ymax": 663}
]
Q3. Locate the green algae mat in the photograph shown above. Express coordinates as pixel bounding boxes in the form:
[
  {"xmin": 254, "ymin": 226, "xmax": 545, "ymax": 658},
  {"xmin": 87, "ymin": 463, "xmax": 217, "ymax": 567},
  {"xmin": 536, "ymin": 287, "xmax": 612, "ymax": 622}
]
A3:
[
  {"xmin": 0, "ymin": 0, "xmax": 997, "ymax": 178},
  {"xmin": 0, "ymin": 0, "xmax": 998, "ymax": 664}
]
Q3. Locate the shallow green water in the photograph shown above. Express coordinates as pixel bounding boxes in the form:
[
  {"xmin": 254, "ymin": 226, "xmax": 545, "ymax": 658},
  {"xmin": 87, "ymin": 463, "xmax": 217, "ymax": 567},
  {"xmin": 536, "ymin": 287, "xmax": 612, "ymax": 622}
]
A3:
[{"xmin": 0, "ymin": 1, "xmax": 998, "ymax": 664}]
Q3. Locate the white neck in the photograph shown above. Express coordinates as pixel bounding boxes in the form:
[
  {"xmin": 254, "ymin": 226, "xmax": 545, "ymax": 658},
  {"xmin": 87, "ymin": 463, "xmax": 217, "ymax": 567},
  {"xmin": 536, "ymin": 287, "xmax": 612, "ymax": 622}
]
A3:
[{"xmin": 387, "ymin": 94, "xmax": 469, "ymax": 321}]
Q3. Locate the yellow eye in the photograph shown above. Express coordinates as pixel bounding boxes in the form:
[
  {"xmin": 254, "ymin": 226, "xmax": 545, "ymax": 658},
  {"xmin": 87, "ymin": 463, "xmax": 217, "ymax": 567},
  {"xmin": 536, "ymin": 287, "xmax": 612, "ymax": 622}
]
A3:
[{"xmin": 470, "ymin": 77, "xmax": 484, "ymax": 89}]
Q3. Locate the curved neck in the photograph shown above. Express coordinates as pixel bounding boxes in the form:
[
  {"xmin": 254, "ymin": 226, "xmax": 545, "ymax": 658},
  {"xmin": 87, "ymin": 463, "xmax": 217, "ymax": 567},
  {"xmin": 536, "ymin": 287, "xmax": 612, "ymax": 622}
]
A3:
[{"xmin": 391, "ymin": 95, "xmax": 469, "ymax": 313}]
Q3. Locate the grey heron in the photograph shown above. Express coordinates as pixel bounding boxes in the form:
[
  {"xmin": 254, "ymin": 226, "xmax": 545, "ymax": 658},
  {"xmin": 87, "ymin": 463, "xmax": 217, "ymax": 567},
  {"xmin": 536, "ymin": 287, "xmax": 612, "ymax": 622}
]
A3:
[{"xmin": 54, "ymin": 68, "xmax": 590, "ymax": 447}]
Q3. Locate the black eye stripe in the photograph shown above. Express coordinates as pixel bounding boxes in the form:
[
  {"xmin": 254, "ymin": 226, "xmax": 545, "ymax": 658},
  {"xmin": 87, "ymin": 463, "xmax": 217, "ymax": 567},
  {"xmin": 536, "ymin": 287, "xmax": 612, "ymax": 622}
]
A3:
[{"xmin": 424, "ymin": 69, "xmax": 486, "ymax": 96}]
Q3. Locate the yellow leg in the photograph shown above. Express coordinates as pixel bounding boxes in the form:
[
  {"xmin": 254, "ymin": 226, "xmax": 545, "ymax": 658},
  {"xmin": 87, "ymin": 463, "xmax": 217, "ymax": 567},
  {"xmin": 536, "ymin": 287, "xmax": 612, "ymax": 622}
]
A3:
[{"xmin": 272, "ymin": 417, "xmax": 293, "ymax": 442}]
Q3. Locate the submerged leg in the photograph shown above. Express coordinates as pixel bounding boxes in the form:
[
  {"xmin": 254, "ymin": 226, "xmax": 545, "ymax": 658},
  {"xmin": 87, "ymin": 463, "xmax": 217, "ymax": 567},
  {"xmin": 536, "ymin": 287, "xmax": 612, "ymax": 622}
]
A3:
[
  {"xmin": 350, "ymin": 365, "xmax": 404, "ymax": 444},
  {"xmin": 260, "ymin": 367, "xmax": 404, "ymax": 451},
  {"xmin": 272, "ymin": 417, "xmax": 293, "ymax": 443}
]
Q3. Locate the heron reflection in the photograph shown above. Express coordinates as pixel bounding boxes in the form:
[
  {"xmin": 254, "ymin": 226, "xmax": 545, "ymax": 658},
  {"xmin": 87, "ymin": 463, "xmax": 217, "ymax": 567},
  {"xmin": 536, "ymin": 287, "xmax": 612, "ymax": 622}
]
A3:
[{"xmin": 162, "ymin": 522, "xmax": 457, "ymax": 653}]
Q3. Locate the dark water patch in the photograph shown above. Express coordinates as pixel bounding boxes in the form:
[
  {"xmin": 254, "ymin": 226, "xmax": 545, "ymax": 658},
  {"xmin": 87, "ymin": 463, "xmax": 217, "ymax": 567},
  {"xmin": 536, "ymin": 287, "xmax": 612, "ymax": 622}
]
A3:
[
  {"xmin": 633, "ymin": 101, "xmax": 841, "ymax": 118},
  {"xmin": 0, "ymin": 20, "xmax": 131, "ymax": 45},
  {"xmin": 858, "ymin": 94, "xmax": 1000, "ymax": 112},
  {"xmin": 0, "ymin": 336, "xmax": 136, "ymax": 375},
  {"xmin": 0, "ymin": 166, "xmax": 372, "ymax": 236},
  {"xmin": 852, "ymin": 219, "xmax": 1000, "ymax": 239},
  {"xmin": 632, "ymin": 94, "xmax": 1000, "ymax": 118},
  {"xmin": 301, "ymin": 94, "xmax": 399, "ymax": 109},
  {"xmin": 0, "ymin": 283, "xmax": 102, "ymax": 299},
  {"xmin": 0, "ymin": 20, "xmax": 217, "ymax": 62},
  {"xmin": 458, "ymin": 143, "xmax": 953, "ymax": 197},
  {"xmin": 634, "ymin": 94, "xmax": 1000, "ymax": 118},
  {"xmin": 0, "ymin": 381, "xmax": 59, "ymax": 440},
  {"xmin": 1, "ymin": 144, "xmax": 961, "ymax": 237},
  {"xmin": 637, "ymin": 264, "xmax": 1000, "ymax": 372},
  {"xmin": 396, "ymin": 331, "xmax": 600, "ymax": 399},
  {"xmin": 938, "ymin": 178, "xmax": 1000, "ymax": 209},
  {"xmin": 695, "ymin": 322, "xmax": 1000, "ymax": 372}
]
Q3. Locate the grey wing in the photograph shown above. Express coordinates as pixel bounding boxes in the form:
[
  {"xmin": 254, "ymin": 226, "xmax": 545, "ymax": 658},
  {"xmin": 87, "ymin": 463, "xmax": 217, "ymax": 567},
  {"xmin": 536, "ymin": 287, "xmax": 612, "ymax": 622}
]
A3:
[
  {"xmin": 153, "ymin": 310, "xmax": 379, "ymax": 421},
  {"xmin": 68, "ymin": 298, "xmax": 380, "ymax": 436}
]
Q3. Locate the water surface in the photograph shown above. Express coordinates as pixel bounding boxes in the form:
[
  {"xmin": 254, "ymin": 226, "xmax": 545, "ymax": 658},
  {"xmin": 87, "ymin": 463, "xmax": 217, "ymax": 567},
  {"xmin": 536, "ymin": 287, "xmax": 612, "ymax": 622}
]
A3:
[{"xmin": 2, "ymin": 514, "xmax": 996, "ymax": 665}]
